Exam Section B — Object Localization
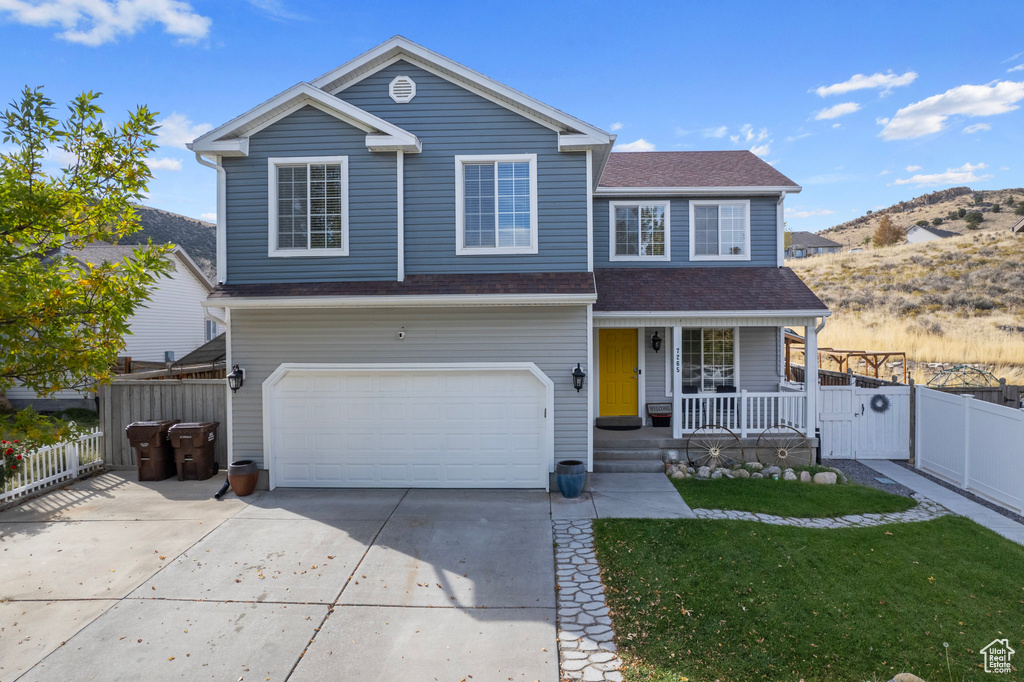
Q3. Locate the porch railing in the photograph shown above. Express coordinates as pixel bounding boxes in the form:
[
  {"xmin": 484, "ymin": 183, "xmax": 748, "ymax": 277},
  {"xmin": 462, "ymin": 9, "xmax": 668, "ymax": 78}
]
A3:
[
  {"xmin": 1, "ymin": 428, "xmax": 104, "ymax": 506},
  {"xmin": 677, "ymin": 391, "xmax": 807, "ymax": 436}
]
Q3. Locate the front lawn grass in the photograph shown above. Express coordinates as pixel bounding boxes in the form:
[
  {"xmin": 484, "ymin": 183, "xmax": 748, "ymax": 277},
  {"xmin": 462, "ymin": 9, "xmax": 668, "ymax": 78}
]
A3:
[
  {"xmin": 673, "ymin": 478, "xmax": 916, "ymax": 518},
  {"xmin": 595, "ymin": 516, "xmax": 1024, "ymax": 682}
]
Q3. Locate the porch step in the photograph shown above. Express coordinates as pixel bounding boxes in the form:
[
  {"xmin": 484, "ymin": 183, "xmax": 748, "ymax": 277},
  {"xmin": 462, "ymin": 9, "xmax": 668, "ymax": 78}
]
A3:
[
  {"xmin": 595, "ymin": 416, "xmax": 643, "ymax": 430},
  {"xmin": 593, "ymin": 449, "xmax": 665, "ymax": 461},
  {"xmin": 593, "ymin": 459, "xmax": 666, "ymax": 473}
]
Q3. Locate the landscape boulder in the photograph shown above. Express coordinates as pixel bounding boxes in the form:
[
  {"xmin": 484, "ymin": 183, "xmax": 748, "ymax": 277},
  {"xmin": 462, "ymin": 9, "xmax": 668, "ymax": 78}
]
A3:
[
  {"xmin": 697, "ymin": 466, "xmax": 711, "ymax": 480},
  {"xmin": 783, "ymin": 471, "xmax": 798, "ymax": 481},
  {"xmin": 745, "ymin": 462, "xmax": 763, "ymax": 471},
  {"xmin": 764, "ymin": 465, "xmax": 782, "ymax": 476},
  {"xmin": 888, "ymin": 674, "xmax": 926, "ymax": 682},
  {"xmin": 799, "ymin": 471, "xmax": 812, "ymax": 483},
  {"xmin": 751, "ymin": 472, "xmax": 764, "ymax": 479},
  {"xmin": 813, "ymin": 472, "xmax": 838, "ymax": 485},
  {"xmin": 732, "ymin": 469, "xmax": 750, "ymax": 479},
  {"xmin": 710, "ymin": 470, "xmax": 723, "ymax": 479}
]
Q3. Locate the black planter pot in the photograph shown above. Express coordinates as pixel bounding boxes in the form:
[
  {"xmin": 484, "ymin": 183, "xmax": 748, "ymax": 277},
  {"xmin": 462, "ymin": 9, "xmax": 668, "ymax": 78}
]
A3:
[{"xmin": 555, "ymin": 459, "xmax": 587, "ymax": 498}]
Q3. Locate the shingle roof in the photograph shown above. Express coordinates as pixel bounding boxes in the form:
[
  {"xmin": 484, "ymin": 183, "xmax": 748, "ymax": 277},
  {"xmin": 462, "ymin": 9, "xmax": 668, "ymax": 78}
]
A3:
[
  {"xmin": 207, "ymin": 272, "xmax": 597, "ymax": 300},
  {"xmin": 66, "ymin": 244, "xmax": 212, "ymax": 290},
  {"xmin": 788, "ymin": 231, "xmax": 842, "ymax": 248},
  {"xmin": 911, "ymin": 225, "xmax": 958, "ymax": 238},
  {"xmin": 593, "ymin": 268, "xmax": 827, "ymax": 313},
  {"xmin": 598, "ymin": 151, "xmax": 799, "ymax": 189},
  {"xmin": 175, "ymin": 334, "xmax": 225, "ymax": 366}
]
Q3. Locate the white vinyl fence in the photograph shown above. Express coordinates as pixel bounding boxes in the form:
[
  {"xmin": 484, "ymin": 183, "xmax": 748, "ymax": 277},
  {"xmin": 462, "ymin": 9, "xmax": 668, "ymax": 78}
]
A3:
[
  {"xmin": 917, "ymin": 387, "xmax": 1024, "ymax": 512},
  {"xmin": 0, "ymin": 428, "xmax": 104, "ymax": 506}
]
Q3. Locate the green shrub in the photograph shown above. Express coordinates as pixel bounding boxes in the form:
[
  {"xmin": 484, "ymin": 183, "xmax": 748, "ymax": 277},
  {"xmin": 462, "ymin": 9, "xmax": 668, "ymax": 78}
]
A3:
[
  {"xmin": 965, "ymin": 211, "xmax": 984, "ymax": 229},
  {"xmin": 932, "ymin": 217, "xmax": 943, "ymax": 226},
  {"xmin": 915, "ymin": 219, "xmax": 929, "ymax": 226},
  {"xmin": 958, "ymin": 207, "xmax": 968, "ymax": 218},
  {"xmin": 992, "ymin": 203, "xmax": 1001, "ymax": 213}
]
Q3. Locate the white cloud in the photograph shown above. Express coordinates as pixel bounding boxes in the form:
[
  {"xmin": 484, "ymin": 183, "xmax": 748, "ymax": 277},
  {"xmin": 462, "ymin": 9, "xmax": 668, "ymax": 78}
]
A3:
[
  {"xmin": 148, "ymin": 157, "xmax": 182, "ymax": 171},
  {"xmin": 609, "ymin": 121, "xmax": 623, "ymax": 132},
  {"xmin": 614, "ymin": 138, "xmax": 655, "ymax": 152},
  {"xmin": 156, "ymin": 112, "xmax": 213, "ymax": 150},
  {"xmin": 815, "ymin": 102, "xmax": 861, "ymax": 120},
  {"xmin": 814, "ymin": 71, "xmax": 917, "ymax": 97},
  {"xmin": 750, "ymin": 143, "xmax": 771, "ymax": 157},
  {"xmin": 0, "ymin": 0, "xmax": 211, "ymax": 46},
  {"xmin": 1001, "ymin": 166, "xmax": 1011, "ymax": 171},
  {"xmin": 702, "ymin": 125, "xmax": 728, "ymax": 138},
  {"xmin": 832, "ymin": 123, "xmax": 841, "ymax": 128},
  {"xmin": 785, "ymin": 132, "xmax": 811, "ymax": 142},
  {"xmin": 893, "ymin": 162, "xmax": 993, "ymax": 187},
  {"xmin": 963, "ymin": 122, "xmax": 992, "ymax": 133},
  {"xmin": 785, "ymin": 208, "xmax": 836, "ymax": 218},
  {"xmin": 246, "ymin": 0, "xmax": 307, "ymax": 21},
  {"xmin": 878, "ymin": 170, "xmax": 893, "ymax": 176},
  {"xmin": 739, "ymin": 124, "xmax": 769, "ymax": 143},
  {"xmin": 905, "ymin": 165, "xmax": 922, "ymax": 172},
  {"xmin": 879, "ymin": 81, "xmax": 1024, "ymax": 140},
  {"xmin": 200, "ymin": 212, "xmax": 217, "ymax": 222},
  {"xmin": 1008, "ymin": 64, "xmax": 1024, "ymax": 73}
]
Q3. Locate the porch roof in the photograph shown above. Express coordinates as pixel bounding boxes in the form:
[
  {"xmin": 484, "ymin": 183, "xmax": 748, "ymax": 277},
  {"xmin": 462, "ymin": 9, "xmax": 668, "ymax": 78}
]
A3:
[{"xmin": 593, "ymin": 267, "xmax": 828, "ymax": 315}]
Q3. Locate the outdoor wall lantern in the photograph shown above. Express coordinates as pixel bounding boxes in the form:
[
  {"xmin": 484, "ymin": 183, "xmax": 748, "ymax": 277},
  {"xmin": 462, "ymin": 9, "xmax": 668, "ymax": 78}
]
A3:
[
  {"xmin": 572, "ymin": 363, "xmax": 586, "ymax": 392},
  {"xmin": 651, "ymin": 330, "xmax": 662, "ymax": 353},
  {"xmin": 227, "ymin": 365, "xmax": 245, "ymax": 392}
]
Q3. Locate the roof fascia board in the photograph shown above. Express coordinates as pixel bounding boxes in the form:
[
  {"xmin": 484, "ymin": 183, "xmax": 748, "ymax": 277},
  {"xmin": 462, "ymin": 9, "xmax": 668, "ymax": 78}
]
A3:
[
  {"xmin": 595, "ymin": 185, "xmax": 803, "ymax": 197},
  {"xmin": 593, "ymin": 309, "xmax": 831, "ymax": 318},
  {"xmin": 170, "ymin": 246, "xmax": 214, "ymax": 292},
  {"xmin": 313, "ymin": 37, "xmax": 610, "ymax": 143},
  {"xmin": 203, "ymin": 292, "xmax": 598, "ymax": 309}
]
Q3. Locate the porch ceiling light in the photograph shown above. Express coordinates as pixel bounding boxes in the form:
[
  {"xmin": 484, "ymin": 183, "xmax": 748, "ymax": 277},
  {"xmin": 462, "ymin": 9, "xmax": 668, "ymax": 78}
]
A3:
[
  {"xmin": 651, "ymin": 331, "xmax": 662, "ymax": 353},
  {"xmin": 572, "ymin": 363, "xmax": 586, "ymax": 392},
  {"xmin": 227, "ymin": 364, "xmax": 245, "ymax": 392}
]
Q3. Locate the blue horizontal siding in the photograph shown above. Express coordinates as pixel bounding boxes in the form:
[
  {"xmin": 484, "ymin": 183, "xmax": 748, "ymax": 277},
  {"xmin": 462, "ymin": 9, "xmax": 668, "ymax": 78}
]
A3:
[
  {"xmin": 223, "ymin": 106, "xmax": 398, "ymax": 284},
  {"xmin": 337, "ymin": 60, "xmax": 588, "ymax": 274},
  {"xmin": 593, "ymin": 196, "xmax": 779, "ymax": 267}
]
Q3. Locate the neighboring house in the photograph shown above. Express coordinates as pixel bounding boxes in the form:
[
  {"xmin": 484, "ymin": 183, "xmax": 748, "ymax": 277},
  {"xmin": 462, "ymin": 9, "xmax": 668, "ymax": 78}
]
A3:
[
  {"xmin": 6, "ymin": 245, "xmax": 221, "ymax": 410},
  {"xmin": 1011, "ymin": 216, "xmax": 1024, "ymax": 234},
  {"xmin": 189, "ymin": 36, "xmax": 829, "ymax": 490},
  {"xmin": 906, "ymin": 224, "xmax": 958, "ymax": 243},
  {"xmin": 785, "ymin": 231, "xmax": 842, "ymax": 258}
]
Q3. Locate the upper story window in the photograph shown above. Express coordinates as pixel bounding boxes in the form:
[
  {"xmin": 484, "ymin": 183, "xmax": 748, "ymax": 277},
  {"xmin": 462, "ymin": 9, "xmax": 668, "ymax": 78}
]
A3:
[
  {"xmin": 609, "ymin": 201, "xmax": 670, "ymax": 261},
  {"xmin": 689, "ymin": 200, "xmax": 750, "ymax": 261},
  {"xmin": 454, "ymin": 154, "xmax": 538, "ymax": 255},
  {"xmin": 267, "ymin": 156, "xmax": 349, "ymax": 257}
]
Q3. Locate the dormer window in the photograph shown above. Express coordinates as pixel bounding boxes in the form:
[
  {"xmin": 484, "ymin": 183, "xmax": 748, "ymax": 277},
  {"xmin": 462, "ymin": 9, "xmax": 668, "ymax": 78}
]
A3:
[
  {"xmin": 267, "ymin": 156, "xmax": 349, "ymax": 257},
  {"xmin": 454, "ymin": 154, "xmax": 538, "ymax": 255}
]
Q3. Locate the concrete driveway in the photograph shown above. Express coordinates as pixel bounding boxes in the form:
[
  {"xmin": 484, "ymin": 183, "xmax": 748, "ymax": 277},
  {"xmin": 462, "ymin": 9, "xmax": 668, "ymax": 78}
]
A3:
[{"xmin": 1, "ymin": 473, "xmax": 558, "ymax": 681}]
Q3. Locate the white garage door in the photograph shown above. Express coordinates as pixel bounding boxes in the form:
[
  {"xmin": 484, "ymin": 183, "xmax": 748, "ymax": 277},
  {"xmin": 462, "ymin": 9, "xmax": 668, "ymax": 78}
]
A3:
[{"xmin": 266, "ymin": 365, "xmax": 550, "ymax": 489}]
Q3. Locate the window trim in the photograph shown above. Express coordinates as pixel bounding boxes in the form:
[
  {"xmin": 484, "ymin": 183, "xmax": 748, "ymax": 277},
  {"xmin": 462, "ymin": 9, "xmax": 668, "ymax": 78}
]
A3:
[
  {"xmin": 608, "ymin": 200, "xmax": 671, "ymax": 262},
  {"xmin": 267, "ymin": 155, "xmax": 350, "ymax": 258},
  {"xmin": 688, "ymin": 199, "xmax": 751, "ymax": 262},
  {"xmin": 454, "ymin": 153, "xmax": 538, "ymax": 255}
]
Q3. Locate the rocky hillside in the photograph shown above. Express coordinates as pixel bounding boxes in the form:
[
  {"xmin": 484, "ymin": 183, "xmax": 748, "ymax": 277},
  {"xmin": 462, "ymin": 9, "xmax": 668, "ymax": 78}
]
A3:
[
  {"xmin": 817, "ymin": 187, "xmax": 1024, "ymax": 249},
  {"xmin": 117, "ymin": 205, "xmax": 216, "ymax": 277}
]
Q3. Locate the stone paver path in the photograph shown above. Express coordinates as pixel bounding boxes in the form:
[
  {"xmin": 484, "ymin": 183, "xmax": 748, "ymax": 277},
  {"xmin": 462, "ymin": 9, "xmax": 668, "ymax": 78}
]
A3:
[
  {"xmin": 553, "ymin": 519, "xmax": 623, "ymax": 682},
  {"xmin": 693, "ymin": 494, "xmax": 949, "ymax": 528}
]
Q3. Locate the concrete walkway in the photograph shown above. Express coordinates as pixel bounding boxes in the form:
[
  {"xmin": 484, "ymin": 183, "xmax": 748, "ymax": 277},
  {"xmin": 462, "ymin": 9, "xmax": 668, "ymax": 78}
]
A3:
[
  {"xmin": 864, "ymin": 460, "xmax": 1024, "ymax": 546},
  {"xmin": 550, "ymin": 473, "xmax": 696, "ymax": 520}
]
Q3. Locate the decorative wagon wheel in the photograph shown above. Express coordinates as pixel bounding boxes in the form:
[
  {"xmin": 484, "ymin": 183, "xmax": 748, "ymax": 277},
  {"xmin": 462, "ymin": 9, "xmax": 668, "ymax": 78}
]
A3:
[
  {"xmin": 756, "ymin": 425, "xmax": 813, "ymax": 467},
  {"xmin": 686, "ymin": 426, "xmax": 742, "ymax": 470}
]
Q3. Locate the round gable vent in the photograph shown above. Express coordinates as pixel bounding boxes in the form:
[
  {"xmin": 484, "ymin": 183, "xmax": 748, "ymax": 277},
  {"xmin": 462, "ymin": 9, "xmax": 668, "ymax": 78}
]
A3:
[{"xmin": 389, "ymin": 75, "xmax": 416, "ymax": 103}]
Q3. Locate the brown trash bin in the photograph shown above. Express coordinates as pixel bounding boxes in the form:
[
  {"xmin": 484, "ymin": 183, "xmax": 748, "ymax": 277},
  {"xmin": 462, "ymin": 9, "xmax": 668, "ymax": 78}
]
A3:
[
  {"xmin": 126, "ymin": 420, "xmax": 180, "ymax": 481},
  {"xmin": 168, "ymin": 422, "xmax": 220, "ymax": 481}
]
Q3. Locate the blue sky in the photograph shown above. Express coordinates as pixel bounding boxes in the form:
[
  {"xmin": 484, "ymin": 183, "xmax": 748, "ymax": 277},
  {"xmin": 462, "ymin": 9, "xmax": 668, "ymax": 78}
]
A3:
[{"xmin": 2, "ymin": 0, "xmax": 1023, "ymax": 232}]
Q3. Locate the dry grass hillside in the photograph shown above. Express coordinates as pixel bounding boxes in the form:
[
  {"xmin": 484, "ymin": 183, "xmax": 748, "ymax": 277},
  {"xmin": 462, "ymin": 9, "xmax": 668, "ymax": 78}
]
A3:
[
  {"xmin": 790, "ymin": 229, "xmax": 1024, "ymax": 384},
  {"xmin": 817, "ymin": 187, "xmax": 1023, "ymax": 249}
]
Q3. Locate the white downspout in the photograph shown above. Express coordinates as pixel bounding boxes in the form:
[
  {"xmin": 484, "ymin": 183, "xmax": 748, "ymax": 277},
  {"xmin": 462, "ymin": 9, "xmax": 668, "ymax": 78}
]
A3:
[
  {"xmin": 777, "ymin": 192, "xmax": 786, "ymax": 267},
  {"xmin": 397, "ymin": 150, "xmax": 405, "ymax": 282},
  {"xmin": 194, "ymin": 152, "xmax": 227, "ymax": 284}
]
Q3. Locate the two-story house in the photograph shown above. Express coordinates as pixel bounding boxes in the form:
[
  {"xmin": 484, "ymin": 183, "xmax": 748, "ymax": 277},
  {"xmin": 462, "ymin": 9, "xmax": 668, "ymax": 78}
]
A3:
[{"xmin": 189, "ymin": 37, "xmax": 828, "ymax": 490}]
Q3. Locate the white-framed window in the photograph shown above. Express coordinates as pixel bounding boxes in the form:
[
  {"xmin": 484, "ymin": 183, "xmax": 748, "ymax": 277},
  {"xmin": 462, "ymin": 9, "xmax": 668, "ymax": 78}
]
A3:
[
  {"xmin": 267, "ymin": 156, "xmax": 349, "ymax": 257},
  {"xmin": 609, "ymin": 201, "xmax": 670, "ymax": 261},
  {"xmin": 677, "ymin": 327, "xmax": 737, "ymax": 392},
  {"xmin": 205, "ymin": 319, "xmax": 218, "ymax": 342},
  {"xmin": 454, "ymin": 154, "xmax": 538, "ymax": 255},
  {"xmin": 688, "ymin": 200, "xmax": 750, "ymax": 261}
]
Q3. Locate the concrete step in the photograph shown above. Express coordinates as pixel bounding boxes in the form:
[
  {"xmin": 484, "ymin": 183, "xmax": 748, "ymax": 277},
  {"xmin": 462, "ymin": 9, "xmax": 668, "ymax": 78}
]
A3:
[
  {"xmin": 594, "ymin": 460, "xmax": 666, "ymax": 473},
  {"xmin": 593, "ymin": 449, "xmax": 665, "ymax": 461}
]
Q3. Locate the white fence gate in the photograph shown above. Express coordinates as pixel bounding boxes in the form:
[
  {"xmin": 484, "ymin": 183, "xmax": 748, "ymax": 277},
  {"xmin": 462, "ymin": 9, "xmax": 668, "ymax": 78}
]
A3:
[
  {"xmin": 819, "ymin": 384, "xmax": 910, "ymax": 459},
  {"xmin": 917, "ymin": 387, "xmax": 1024, "ymax": 513}
]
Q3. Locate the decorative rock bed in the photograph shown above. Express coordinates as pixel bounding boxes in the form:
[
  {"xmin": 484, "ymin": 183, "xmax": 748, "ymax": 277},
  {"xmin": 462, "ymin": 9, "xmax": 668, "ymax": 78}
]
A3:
[{"xmin": 665, "ymin": 461, "xmax": 850, "ymax": 485}]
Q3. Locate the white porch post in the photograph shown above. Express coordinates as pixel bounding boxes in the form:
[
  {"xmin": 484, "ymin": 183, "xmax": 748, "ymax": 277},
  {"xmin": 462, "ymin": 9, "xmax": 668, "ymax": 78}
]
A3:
[
  {"xmin": 672, "ymin": 325, "xmax": 683, "ymax": 439},
  {"xmin": 805, "ymin": 321, "xmax": 818, "ymax": 437}
]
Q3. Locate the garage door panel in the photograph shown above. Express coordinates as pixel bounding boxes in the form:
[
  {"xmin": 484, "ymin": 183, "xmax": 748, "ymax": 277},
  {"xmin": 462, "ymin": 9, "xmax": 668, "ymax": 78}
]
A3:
[{"xmin": 269, "ymin": 368, "xmax": 548, "ymax": 488}]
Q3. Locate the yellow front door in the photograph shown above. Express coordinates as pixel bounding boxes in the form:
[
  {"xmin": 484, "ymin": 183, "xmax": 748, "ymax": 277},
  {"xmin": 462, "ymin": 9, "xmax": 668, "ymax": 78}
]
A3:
[{"xmin": 599, "ymin": 329, "xmax": 638, "ymax": 416}]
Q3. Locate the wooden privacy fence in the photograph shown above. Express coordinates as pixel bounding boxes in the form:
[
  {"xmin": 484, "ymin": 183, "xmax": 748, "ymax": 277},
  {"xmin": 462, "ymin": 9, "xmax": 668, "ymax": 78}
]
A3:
[
  {"xmin": 916, "ymin": 386, "xmax": 1024, "ymax": 513},
  {"xmin": 789, "ymin": 364, "xmax": 900, "ymax": 389},
  {"xmin": 928, "ymin": 381, "xmax": 1023, "ymax": 409},
  {"xmin": 98, "ymin": 379, "xmax": 227, "ymax": 467}
]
